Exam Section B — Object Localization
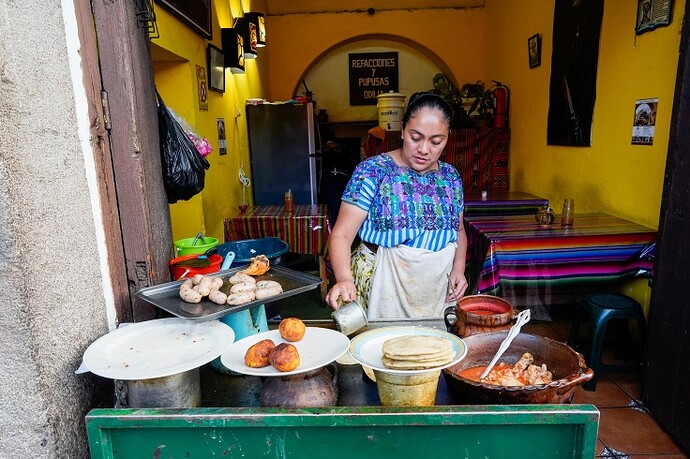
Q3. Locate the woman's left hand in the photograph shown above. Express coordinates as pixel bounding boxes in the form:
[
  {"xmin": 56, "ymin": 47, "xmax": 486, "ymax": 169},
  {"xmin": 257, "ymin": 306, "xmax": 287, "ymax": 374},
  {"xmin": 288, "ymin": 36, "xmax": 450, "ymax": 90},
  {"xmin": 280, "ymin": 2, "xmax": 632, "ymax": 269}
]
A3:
[{"xmin": 446, "ymin": 270, "xmax": 468, "ymax": 302}]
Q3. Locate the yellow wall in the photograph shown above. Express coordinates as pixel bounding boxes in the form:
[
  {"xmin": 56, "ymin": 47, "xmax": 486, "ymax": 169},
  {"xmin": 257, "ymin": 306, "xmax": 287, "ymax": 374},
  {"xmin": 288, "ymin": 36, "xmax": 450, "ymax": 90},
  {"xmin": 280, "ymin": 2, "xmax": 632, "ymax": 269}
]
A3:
[
  {"xmin": 484, "ymin": 0, "xmax": 683, "ymax": 229},
  {"xmin": 152, "ymin": 0, "xmax": 269, "ymax": 244},
  {"xmin": 483, "ymin": 0, "xmax": 684, "ymax": 310},
  {"xmin": 265, "ymin": 8, "xmax": 486, "ymax": 100}
]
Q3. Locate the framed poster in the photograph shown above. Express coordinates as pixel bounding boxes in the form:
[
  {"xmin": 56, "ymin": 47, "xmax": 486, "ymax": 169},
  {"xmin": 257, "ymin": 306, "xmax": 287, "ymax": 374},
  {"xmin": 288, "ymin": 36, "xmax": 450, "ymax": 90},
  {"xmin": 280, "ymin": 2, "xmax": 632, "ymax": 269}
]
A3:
[
  {"xmin": 207, "ymin": 44, "xmax": 225, "ymax": 92},
  {"xmin": 196, "ymin": 65, "xmax": 208, "ymax": 111},
  {"xmin": 348, "ymin": 52, "xmax": 399, "ymax": 106},
  {"xmin": 636, "ymin": 0, "xmax": 674, "ymax": 35},
  {"xmin": 528, "ymin": 34, "xmax": 542, "ymax": 68},
  {"xmin": 155, "ymin": 0, "xmax": 212, "ymax": 39},
  {"xmin": 631, "ymin": 98, "xmax": 658, "ymax": 145}
]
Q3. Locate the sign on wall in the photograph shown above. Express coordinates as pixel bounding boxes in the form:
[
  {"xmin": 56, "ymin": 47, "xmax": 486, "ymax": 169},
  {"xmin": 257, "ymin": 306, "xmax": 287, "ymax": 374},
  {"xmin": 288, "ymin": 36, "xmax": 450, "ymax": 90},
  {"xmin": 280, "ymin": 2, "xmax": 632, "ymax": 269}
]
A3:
[{"xmin": 348, "ymin": 52, "xmax": 399, "ymax": 106}]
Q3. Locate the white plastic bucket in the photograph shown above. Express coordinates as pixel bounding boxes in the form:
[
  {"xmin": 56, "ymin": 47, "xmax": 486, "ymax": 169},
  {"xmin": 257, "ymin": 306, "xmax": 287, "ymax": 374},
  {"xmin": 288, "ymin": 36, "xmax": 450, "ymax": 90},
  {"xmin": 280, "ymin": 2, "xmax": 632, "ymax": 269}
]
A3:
[{"xmin": 377, "ymin": 91, "xmax": 405, "ymax": 131}]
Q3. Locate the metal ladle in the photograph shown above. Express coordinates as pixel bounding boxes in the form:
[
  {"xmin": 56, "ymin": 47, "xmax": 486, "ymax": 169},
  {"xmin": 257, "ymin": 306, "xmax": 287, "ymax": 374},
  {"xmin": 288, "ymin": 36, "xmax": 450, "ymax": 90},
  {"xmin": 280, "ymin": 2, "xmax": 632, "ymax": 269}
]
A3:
[{"xmin": 479, "ymin": 309, "xmax": 532, "ymax": 380}]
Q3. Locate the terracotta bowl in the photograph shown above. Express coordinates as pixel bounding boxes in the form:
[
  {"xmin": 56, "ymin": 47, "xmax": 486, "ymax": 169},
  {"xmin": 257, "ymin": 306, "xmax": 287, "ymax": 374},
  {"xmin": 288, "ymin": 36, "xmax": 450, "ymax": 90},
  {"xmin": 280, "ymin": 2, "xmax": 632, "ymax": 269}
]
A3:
[
  {"xmin": 444, "ymin": 295, "xmax": 517, "ymax": 338},
  {"xmin": 443, "ymin": 332, "xmax": 593, "ymax": 404}
]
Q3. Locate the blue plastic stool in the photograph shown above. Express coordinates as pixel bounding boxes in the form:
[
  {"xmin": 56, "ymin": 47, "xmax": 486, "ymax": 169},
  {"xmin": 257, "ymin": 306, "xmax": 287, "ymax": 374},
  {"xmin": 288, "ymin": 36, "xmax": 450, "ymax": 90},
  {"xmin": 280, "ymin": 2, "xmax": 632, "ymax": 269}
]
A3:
[{"xmin": 567, "ymin": 293, "xmax": 646, "ymax": 391}]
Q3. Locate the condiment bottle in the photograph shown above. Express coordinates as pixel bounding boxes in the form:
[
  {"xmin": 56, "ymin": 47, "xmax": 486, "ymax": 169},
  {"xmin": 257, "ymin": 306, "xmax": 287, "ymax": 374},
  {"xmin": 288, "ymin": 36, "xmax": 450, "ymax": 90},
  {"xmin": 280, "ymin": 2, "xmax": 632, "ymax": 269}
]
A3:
[{"xmin": 284, "ymin": 189, "xmax": 294, "ymax": 212}]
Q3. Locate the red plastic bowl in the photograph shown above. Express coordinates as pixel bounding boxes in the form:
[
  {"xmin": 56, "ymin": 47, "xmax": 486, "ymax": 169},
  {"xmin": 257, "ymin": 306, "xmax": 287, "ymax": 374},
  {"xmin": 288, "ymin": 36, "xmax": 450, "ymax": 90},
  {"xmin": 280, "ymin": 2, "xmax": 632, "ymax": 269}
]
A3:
[{"xmin": 169, "ymin": 254, "xmax": 222, "ymax": 280}]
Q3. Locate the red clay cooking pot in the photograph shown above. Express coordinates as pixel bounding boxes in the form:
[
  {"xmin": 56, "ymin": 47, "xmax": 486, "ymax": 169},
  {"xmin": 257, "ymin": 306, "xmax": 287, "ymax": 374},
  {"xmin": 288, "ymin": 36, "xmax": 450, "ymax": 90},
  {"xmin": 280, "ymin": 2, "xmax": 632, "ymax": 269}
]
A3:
[
  {"xmin": 444, "ymin": 295, "xmax": 518, "ymax": 338},
  {"xmin": 443, "ymin": 332, "xmax": 593, "ymax": 404}
]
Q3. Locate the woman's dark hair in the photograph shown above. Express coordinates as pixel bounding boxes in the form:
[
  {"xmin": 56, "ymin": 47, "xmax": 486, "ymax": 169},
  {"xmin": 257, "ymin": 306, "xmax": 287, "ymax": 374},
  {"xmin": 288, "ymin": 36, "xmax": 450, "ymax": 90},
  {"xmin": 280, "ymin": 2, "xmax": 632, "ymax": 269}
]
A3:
[{"xmin": 402, "ymin": 92, "xmax": 453, "ymax": 129}]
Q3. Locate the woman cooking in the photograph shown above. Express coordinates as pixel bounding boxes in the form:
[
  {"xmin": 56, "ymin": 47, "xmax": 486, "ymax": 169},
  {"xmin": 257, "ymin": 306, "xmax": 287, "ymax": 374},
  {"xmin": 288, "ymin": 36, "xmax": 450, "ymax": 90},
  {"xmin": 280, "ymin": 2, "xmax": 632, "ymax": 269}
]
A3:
[{"xmin": 325, "ymin": 92, "xmax": 468, "ymax": 319}]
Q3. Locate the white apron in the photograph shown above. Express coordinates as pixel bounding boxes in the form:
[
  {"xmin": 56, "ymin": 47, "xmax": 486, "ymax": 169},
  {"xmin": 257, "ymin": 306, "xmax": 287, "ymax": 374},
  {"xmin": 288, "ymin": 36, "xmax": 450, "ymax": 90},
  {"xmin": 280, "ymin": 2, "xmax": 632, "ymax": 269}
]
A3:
[{"xmin": 367, "ymin": 242, "xmax": 457, "ymax": 320}]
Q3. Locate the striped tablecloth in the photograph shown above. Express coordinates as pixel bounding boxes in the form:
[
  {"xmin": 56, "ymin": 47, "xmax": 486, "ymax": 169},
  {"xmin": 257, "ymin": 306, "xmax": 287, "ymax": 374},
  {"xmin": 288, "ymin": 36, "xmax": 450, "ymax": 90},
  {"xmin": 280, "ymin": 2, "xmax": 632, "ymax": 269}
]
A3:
[
  {"xmin": 464, "ymin": 191, "xmax": 549, "ymax": 217},
  {"xmin": 466, "ymin": 213, "xmax": 657, "ymax": 297},
  {"xmin": 224, "ymin": 205, "xmax": 331, "ymax": 256}
]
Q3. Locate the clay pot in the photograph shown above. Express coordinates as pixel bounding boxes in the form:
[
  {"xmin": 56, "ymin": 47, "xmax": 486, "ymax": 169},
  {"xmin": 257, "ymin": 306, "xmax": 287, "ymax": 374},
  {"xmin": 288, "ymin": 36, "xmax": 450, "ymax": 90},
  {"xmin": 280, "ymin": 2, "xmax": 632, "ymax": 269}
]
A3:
[
  {"xmin": 444, "ymin": 295, "xmax": 517, "ymax": 338},
  {"xmin": 443, "ymin": 332, "xmax": 593, "ymax": 404},
  {"xmin": 261, "ymin": 364, "xmax": 338, "ymax": 408}
]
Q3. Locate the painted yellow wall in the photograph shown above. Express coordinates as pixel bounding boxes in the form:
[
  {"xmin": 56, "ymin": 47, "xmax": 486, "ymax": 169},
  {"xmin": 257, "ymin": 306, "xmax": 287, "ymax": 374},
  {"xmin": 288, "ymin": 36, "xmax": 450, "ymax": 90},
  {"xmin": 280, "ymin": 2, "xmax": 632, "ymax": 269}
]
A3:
[
  {"xmin": 152, "ymin": 0, "xmax": 269, "ymax": 245},
  {"xmin": 484, "ymin": 0, "xmax": 683, "ymax": 230},
  {"xmin": 483, "ymin": 0, "xmax": 684, "ymax": 311},
  {"xmin": 265, "ymin": 8, "xmax": 486, "ymax": 101}
]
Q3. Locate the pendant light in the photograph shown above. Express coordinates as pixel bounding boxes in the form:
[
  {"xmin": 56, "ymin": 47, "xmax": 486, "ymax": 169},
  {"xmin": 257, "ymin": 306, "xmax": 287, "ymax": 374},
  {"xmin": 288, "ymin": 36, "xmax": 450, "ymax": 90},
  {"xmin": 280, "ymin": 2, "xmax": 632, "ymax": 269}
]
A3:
[
  {"xmin": 245, "ymin": 12, "xmax": 266, "ymax": 47},
  {"xmin": 221, "ymin": 27, "xmax": 245, "ymax": 74},
  {"xmin": 234, "ymin": 17, "xmax": 257, "ymax": 59}
]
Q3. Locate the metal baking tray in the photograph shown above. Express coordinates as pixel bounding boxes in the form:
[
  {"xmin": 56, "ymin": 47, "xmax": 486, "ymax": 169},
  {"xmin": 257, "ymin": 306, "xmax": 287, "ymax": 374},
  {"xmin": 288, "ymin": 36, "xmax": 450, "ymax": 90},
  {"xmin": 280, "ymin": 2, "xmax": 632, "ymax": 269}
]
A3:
[{"xmin": 135, "ymin": 265, "xmax": 323, "ymax": 322}]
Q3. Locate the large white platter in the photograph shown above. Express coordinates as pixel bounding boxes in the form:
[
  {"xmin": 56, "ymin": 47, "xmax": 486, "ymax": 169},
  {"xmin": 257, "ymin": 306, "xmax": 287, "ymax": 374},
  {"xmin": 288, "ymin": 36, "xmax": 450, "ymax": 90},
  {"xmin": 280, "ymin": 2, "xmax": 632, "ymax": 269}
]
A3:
[
  {"xmin": 220, "ymin": 327, "xmax": 350, "ymax": 377},
  {"xmin": 349, "ymin": 326, "xmax": 467, "ymax": 375},
  {"xmin": 79, "ymin": 318, "xmax": 234, "ymax": 380}
]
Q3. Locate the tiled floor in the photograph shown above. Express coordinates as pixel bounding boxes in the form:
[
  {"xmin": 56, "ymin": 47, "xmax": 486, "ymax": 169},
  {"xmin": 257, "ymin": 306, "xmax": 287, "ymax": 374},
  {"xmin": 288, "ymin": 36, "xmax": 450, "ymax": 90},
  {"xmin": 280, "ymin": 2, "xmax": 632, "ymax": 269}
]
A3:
[{"xmin": 523, "ymin": 318, "xmax": 688, "ymax": 458}]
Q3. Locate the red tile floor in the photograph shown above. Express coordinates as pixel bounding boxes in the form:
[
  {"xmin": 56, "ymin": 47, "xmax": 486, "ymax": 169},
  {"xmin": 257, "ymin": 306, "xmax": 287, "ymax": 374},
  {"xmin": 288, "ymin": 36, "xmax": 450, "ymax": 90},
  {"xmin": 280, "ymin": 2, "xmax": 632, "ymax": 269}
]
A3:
[{"xmin": 524, "ymin": 318, "xmax": 687, "ymax": 458}]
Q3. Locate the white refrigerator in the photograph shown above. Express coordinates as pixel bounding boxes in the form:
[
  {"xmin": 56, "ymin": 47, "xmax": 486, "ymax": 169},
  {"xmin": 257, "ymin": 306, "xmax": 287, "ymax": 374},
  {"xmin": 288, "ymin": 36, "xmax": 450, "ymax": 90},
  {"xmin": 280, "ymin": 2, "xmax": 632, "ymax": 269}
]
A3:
[{"xmin": 246, "ymin": 102, "xmax": 318, "ymax": 206}]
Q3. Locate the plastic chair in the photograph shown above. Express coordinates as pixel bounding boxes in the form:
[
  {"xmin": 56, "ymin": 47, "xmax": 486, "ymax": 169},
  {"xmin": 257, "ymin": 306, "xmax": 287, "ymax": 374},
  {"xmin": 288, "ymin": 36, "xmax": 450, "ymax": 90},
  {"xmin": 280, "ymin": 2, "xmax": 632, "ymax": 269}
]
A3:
[{"xmin": 567, "ymin": 293, "xmax": 646, "ymax": 391}]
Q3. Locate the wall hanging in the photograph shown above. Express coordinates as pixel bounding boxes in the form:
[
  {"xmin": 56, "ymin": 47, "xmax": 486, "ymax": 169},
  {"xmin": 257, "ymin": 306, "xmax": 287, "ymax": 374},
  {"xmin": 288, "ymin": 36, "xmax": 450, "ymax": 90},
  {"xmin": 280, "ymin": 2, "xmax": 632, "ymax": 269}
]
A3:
[
  {"xmin": 547, "ymin": 0, "xmax": 604, "ymax": 147},
  {"xmin": 636, "ymin": 0, "xmax": 674, "ymax": 34}
]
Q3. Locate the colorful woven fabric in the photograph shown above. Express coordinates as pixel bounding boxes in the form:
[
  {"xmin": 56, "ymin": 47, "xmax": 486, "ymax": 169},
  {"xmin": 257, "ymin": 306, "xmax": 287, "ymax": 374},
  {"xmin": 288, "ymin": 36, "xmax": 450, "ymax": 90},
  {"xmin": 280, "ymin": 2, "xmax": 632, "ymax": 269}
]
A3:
[
  {"xmin": 464, "ymin": 191, "xmax": 549, "ymax": 217},
  {"xmin": 224, "ymin": 205, "xmax": 331, "ymax": 256},
  {"xmin": 466, "ymin": 213, "xmax": 657, "ymax": 295},
  {"xmin": 441, "ymin": 126, "xmax": 510, "ymax": 193}
]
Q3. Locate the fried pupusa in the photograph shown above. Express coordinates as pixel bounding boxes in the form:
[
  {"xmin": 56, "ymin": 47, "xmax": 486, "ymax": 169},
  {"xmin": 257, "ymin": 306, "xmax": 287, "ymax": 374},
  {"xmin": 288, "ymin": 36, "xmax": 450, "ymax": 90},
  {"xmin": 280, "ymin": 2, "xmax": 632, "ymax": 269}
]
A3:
[
  {"xmin": 244, "ymin": 339, "xmax": 276, "ymax": 368},
  {"xmin": 268, "ymin": 343, "xmax": 300, "ymax": 372},
  {"xmin": 278, "ymin": 317, "xmax": 306, "ymax": 342}
]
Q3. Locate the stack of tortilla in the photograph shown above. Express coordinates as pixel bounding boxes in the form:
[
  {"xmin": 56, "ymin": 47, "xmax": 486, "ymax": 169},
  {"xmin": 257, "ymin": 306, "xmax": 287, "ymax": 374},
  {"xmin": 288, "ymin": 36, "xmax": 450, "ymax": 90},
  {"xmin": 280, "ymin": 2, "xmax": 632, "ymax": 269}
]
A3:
[{"xmin": 381, "ymin": 335, "xmax": 456, "ymax": 370}]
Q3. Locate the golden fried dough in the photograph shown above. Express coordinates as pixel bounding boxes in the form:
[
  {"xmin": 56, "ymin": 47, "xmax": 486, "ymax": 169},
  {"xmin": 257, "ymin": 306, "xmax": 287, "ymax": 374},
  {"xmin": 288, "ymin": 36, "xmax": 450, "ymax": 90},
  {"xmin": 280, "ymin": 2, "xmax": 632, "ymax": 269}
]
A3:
[
  {"xmin": 244, "ymin": 339, "xmax": 276, "ymax": 368},
  {"xmin": 278, "ymin": 317, "xmax": 306, "ymax": 342},
  {"xmin": 269, "ymin": 343, "xmax": 300, "ymax": 372}
]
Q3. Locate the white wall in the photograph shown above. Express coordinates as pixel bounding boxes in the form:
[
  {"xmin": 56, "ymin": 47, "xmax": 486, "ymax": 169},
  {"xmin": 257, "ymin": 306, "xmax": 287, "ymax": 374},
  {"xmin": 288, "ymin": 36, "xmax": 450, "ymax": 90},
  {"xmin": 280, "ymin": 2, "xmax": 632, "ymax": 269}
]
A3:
[{"xmin": 0, "ymin": 1, "xmax": 112, "ymax": 457}]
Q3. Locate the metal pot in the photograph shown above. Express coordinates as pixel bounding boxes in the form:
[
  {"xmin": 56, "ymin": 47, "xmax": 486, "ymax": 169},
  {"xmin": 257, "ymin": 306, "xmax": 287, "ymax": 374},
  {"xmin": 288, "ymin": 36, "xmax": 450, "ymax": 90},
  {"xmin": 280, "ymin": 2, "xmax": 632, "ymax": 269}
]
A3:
[
  {"xmin": 126, "ymin": 368, "xmax": 200, "ymax": 408},
  {"xmin": 444, "ymin": 295, "xmax": 517, "ymax": 338},
  {"xmin": 261, "ymin": 363, "xmax": 338, "ymax": 408},
  {"xmin": 443, "ymin": 333, "xmax": 593, "ymax": 404}
]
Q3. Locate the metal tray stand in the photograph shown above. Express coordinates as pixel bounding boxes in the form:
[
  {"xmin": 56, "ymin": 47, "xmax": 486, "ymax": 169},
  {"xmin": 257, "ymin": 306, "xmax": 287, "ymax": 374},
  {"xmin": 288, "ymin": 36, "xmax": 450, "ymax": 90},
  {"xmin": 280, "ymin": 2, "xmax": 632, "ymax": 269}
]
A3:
[{"xmin": 135, "ymin": 265, "xmax": 322, "ymax": 322}]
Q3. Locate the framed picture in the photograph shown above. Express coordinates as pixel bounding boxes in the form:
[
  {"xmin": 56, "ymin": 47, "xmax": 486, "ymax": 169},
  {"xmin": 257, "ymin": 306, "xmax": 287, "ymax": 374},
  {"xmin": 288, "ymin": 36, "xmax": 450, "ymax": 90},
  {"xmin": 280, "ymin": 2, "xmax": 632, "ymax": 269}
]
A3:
[
  {"xmin": 636, "ymin": 0, "xmax": 674, "ymax": 35},
  {"xmin": 196, "ymin": 65, "xmax": 208, "ymax": 111},
  {"xmin": 155, "ymin": 0, "xmax": 212, "ymax": 39},
  {"xmin": 528, "ymin": 34, "xmax": 541, "ymax": 69},
  {"xmin": 207, "ymin": 44, "xmax": 225, "ymax": 93}
]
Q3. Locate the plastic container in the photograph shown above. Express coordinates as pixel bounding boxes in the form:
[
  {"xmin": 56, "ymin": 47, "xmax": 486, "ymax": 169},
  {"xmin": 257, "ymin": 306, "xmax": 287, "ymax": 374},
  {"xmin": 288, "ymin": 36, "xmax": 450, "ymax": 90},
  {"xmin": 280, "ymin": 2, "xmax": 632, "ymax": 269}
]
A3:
[
  {"xmin": 215, "ymin": 237, "xmax": 289, "ymax": 269},
  {"xmin": 377, "ymin": 91, "xmax": 406, "ymax": 131},
  {"xmin": 169, "ymin": 254, "xmax": 223, "ymax": 280},
  {"xmin": 174, "ymin": 236, "xmax": 219, "ymax": 256}
]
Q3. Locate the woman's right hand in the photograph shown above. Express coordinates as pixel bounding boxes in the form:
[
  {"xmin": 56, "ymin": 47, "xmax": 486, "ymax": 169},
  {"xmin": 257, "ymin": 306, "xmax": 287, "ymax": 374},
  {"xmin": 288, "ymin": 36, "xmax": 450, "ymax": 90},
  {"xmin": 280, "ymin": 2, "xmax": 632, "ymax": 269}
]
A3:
[{"xmin": 325, "ymin": 279, "xmax": 357, "ymax": 310}]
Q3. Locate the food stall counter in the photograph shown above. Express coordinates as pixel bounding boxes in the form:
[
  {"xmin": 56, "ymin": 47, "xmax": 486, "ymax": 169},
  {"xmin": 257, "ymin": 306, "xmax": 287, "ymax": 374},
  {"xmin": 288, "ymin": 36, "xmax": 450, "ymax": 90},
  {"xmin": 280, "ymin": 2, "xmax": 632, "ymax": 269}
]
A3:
[{"xmin": 85, "ymin": 320, "xmax": 599, "ymax": 458}]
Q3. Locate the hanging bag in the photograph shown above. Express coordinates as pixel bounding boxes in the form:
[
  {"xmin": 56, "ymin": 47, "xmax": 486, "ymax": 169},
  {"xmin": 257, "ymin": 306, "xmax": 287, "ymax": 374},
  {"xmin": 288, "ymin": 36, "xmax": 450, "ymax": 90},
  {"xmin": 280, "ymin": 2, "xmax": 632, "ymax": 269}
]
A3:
[{"xmin": 156, "ymin": 91, "xmax": 210, "ymax": 203}]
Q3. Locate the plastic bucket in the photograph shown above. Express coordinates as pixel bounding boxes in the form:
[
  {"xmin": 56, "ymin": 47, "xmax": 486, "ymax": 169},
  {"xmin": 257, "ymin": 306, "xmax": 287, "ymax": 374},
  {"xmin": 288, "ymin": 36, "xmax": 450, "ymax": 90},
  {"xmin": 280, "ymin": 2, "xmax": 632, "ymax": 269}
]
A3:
[
  {"xmin": 169, "ymin": 254, "xmax": 223, "ymax": 280},
  {"xmin": 377, "ymin": 91, "xmax": 405, "ymax": 131},
  {"xmin": 174, "ymin": 236, "xmax": 219, "ymax": 257},
  {"xmin": 215, "ymin": 237, "xmax": 289, "ymax": 268}
]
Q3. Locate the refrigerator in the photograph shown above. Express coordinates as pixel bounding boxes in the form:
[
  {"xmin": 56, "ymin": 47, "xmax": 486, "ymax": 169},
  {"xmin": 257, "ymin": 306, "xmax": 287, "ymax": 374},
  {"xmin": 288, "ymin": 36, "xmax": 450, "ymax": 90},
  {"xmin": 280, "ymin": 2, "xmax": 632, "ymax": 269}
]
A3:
[{"xmin": 246, "ymin": 102, "xmax": 318, "ymax": 206}]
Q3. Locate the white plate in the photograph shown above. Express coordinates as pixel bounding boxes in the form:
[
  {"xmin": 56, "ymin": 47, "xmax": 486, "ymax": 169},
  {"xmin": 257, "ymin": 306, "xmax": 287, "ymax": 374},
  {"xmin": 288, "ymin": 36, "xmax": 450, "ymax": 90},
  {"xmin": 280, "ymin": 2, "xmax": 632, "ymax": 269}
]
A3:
[
  {"xmin": 220, "ymin": 327, "xmax": 350, "ymax": 377},
  {"xmin": 348, "ymin": 326, "xmax": 467, "ymax": 375},
  {"xmin": 80, "ymin": 318, "xmax": 234, "ymax": 380}
]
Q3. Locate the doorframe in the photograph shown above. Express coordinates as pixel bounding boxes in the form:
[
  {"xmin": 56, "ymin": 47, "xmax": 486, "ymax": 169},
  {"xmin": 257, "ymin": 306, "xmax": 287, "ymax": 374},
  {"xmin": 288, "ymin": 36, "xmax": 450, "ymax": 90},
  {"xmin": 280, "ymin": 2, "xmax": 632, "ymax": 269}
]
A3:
[
  {"xmin": 643, "ymin": 0, "xmax": 690, "ymax": 452},
  {"xmin": 75, "ymin": 0, "xmax": 174, "ymax": 323}
]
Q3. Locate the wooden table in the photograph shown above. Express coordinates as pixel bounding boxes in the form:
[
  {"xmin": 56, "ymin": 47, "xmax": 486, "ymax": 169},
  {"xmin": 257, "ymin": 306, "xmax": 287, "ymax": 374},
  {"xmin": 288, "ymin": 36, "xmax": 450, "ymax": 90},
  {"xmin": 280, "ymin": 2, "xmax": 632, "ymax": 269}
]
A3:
[
  {"xmin": 224, "ymin": 205, "xmax": 331, "ymax": 296},
  {"xmin": 465, "ymin": 213, "xmax": 657, "ymax": 310},
  {"xmin": 463, "ymin": 191, "xmax": 549, "ymax": 217}
]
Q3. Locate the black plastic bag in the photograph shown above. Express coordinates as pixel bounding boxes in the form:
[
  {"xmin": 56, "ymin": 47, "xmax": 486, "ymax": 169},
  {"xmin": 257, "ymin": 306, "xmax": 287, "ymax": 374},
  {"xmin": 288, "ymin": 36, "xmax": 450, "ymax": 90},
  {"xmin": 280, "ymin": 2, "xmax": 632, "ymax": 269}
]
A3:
[{"xmin": 156, "ymin": 92, "xmax": 210, "ymax": 203}]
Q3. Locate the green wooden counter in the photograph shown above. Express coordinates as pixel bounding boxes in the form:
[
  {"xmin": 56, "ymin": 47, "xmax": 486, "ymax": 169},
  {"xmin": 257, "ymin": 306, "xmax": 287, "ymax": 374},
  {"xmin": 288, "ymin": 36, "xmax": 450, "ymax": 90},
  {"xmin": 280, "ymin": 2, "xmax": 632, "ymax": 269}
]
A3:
[
  {"xmin": 86, "ymin": 320, "xmax": 599, "ymax": 458},
  {"xmin": 86, "ymin": 404, "xmax": 598, "ymax": 458}
]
